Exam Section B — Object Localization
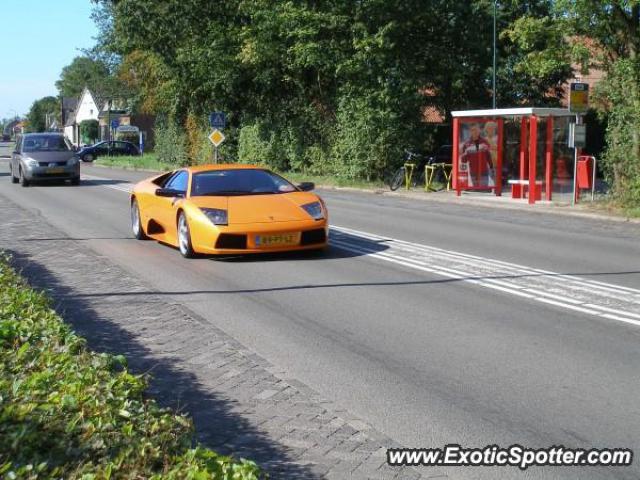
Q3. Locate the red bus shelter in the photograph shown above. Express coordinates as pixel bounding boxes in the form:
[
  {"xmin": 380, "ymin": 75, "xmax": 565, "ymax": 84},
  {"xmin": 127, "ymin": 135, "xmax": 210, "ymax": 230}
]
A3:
[{"xmin": 451, "ymin": 108, "xmax": 578, "ymax": 204}]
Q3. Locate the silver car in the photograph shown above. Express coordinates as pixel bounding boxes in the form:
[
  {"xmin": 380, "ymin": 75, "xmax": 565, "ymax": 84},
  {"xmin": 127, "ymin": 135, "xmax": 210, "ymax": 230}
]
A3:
[{"xmin": 10, "ymin": 133, "xmax": 80, "ymax": 186}]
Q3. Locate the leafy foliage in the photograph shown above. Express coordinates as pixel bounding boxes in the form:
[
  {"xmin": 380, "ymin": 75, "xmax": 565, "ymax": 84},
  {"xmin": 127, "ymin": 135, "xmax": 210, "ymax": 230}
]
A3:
[
  {"xmin": 551, "ymin": 1, "xmax": 640, "ymax": 205},
  {"xmin": 93, "ymin": 0, "xmax": 575, "ymax": 179},
  {"xmin": 0, "ymin": 255, "xmax": 261, "ymax": 479},
  {"xmin": 80, "ymin": 0, "xmax": 631, "ymax": 198},
  {"xmin": 596, "ymin": 58, "xmax": 640, "ymax": 204},
  {"xmin": 56, "ymin": 56, "xmax": 120, "ymax": 99},
  {"xmin": 26, "ymin": 97, "xmax": 60, "ymax": 133},
  {"xmin": 79, "ymin": 120, "xmax": 99, "ymax": 144},
  {"xmin": 153, "ymin": 118, "xmax": 188, "ymax": 166}
]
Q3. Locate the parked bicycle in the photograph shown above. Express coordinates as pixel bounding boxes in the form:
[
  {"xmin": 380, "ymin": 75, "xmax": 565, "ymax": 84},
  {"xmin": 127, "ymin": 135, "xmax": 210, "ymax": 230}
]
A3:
[{"xmin": 388, "ymin": 150, "xmax": 428, "ymax": 191}]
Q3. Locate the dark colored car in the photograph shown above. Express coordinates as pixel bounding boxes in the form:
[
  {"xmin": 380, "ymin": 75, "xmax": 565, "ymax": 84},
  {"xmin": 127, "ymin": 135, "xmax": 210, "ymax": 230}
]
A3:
[
  {"xmin": 77, "ymin": 140, "xmax": 140, "ymax": 162},
  {"xmin": 10, "ymin": 133, "xmax": 80, "ymax": 186},
  {"xmin": 427, "ymin": 145, "xmax": 453, "ymax": 165}
]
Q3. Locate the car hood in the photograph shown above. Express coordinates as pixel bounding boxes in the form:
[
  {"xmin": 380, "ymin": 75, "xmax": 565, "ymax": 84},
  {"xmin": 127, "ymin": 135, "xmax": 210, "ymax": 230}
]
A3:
[
  {"xmin": 189, "ymin": 192, "xmax": 319, "ymax": 224},
  {"xmin": 23, "ymin": 151, "xmax": 75, "ymax": 163}
]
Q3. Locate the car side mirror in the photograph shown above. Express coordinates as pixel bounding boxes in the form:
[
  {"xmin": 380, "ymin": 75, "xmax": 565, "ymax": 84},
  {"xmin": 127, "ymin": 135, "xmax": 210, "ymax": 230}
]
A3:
[
  {"xmin": 155, "ymin": 188, "xmax": 185, "ymax": 198},
  {"xmin": 297, "ymin": 182, "xmax": 315, "ymax": 192}
]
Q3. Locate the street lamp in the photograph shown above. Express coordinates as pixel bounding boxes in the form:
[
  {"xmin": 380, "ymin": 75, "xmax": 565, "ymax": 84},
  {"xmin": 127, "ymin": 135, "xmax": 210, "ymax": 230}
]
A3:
[{"xmin": 492, "ymin": 0, "xmax": 497, "ymax": 109}]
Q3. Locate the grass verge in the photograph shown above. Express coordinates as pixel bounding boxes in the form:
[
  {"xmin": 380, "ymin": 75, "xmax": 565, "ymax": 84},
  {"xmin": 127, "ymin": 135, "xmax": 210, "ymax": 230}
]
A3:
[
  {"xmin": 0, "ymin": 254, "xmax": 261, "ymax": 479},
  {"xmin": 573, "ymin": 196, "xmax": 640, "ymax": 219},
  {"xmin": 94, "ymin": 153, "xmax": 170, "ymax": 172}
]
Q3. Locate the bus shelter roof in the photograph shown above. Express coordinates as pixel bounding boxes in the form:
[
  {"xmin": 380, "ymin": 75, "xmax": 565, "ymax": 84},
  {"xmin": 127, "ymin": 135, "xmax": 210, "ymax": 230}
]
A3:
[{"xmin": 451, "ymin": 107, "xmax": 575, "ymax": 118}]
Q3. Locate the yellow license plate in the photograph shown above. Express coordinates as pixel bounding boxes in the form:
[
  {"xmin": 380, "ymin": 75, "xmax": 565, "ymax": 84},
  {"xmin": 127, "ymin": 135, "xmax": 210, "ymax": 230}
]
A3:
[
  {"xmin": 255, "ymin": 233, "xmax": 299, "ymax": 247},
  {"xmin": 46, "ymin": 167, "xmax": 65, "ymax": 174}
]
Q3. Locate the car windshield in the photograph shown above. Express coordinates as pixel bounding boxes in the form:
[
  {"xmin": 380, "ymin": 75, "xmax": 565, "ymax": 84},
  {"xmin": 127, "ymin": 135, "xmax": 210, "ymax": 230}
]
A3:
[
  {"xmin": 23, "ymin": 135, "xmax": 70, "ymax": 152},
  {"xmin": 191, "ymin": 169, "xmax": 297, "ymax": 196}
]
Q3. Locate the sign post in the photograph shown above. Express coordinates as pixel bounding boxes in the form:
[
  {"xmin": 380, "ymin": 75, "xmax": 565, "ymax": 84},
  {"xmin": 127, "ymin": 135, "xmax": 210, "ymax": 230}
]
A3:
[
  {"xmin": 569, "ymin": 83, "xmax": 589, "ymax": 205},
  {"xmin": 208, "ymin": 129, "xmax": 225, "ymax": 163},
  {"xmin": 208, "ymin": 112, "xmax": 226, "ymax": 163}
]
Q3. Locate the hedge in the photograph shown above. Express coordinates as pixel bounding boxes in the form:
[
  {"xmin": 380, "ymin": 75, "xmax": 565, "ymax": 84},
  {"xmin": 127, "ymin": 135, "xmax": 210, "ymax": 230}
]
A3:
[{"xmin": 0, "ymin": 255, "xmax": 261, "ymax": 479}]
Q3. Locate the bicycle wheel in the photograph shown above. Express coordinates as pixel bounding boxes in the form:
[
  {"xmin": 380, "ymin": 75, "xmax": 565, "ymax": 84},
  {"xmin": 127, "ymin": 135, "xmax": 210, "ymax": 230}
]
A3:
[{"xmin": 389, "ymin": 167, "xmax": 406, "ymax": 191}]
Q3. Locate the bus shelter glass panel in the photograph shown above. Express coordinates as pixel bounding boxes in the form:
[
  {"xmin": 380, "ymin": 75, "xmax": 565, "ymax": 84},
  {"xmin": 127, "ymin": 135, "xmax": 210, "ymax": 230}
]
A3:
[
  {"xmin": 503, "ymin": 118, "xmax": 526, "ymax": 188},
  {"xmin": 552, "ymin": 116, "xmax": 575, "ymax": 202},
  {"xmin": 456, "ymin": 119, "xmax": 502, "ymax": 190}
]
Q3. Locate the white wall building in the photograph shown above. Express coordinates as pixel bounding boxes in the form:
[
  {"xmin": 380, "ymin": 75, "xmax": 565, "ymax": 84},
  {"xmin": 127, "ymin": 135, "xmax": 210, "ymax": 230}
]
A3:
[{"xmin": 64, "ymin": 87, "xmax": 100, "ymax": 146}]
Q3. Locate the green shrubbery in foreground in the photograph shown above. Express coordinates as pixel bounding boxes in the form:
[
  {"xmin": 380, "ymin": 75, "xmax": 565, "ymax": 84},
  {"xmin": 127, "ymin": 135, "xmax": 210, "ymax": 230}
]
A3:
[{"xmin": 0, "ymin": 255, "xmax": 260, "ymax": 479}]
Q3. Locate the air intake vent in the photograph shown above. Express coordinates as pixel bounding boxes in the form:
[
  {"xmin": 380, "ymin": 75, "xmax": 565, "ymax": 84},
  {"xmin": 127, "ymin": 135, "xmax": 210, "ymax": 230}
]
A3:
[
  {"xmin": 215, "ymin": 234, "xmax": 247, "ymax": 250},
  {"xmin": 300, "ymin": 229, "xmax": 326, "ymax": 246}
]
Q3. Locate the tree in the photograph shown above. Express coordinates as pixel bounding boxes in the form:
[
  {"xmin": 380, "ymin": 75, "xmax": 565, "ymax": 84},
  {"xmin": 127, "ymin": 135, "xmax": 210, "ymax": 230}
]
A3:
[
  {"xmin": 91, "ymin": 0, "xmax": 579, "ymax": 177},
  {"xmin": 26, "ymin": 97, "xmax": 60, "ymax": 133},
  {"xmin": 56, "ymin": 56, "xmax": 118, "ymax": 98},
  {"xmin": 497, "ymin": 1, "xmax": 573, "ymax": 106},
  {"xmin": 117, "ymin": 50, "xmax": 175, "ymax": 115},
  {"xmin": 552, "ymin": 1, "xmax": 640, "ymax": 204}
]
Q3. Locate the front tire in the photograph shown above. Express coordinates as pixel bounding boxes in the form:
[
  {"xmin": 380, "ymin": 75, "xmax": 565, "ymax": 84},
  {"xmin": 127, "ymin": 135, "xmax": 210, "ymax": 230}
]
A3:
[
  {"xmin": 82, "ymin": 153, "xmax": 94, "ymax": 162},
  {"xmin": 70, "ymin": 176, "xmax": 80, "ymax": 186},
  {"xmin": 177, "ymin": 212, "xmax": 197, "ymax": 258},
  {"xmin": 131, "ymin": 199, "xmax": 149, "ymax": 240},
  {"xmin": 19, "ymin": 168, "xmax": 29, "ymax": 187}
]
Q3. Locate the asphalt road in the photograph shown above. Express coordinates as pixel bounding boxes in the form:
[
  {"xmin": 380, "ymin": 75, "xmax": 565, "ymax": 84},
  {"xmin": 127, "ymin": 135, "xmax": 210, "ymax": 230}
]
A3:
[{"xmin": 2, "ymin": 158, "xmax": 640, "ymax": 479}]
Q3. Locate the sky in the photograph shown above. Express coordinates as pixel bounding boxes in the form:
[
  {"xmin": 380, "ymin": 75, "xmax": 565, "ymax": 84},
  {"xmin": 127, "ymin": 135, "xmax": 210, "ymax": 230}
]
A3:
[{"xmin": 0, "ymin": 0, "xmax": 99, "ymax": 118}]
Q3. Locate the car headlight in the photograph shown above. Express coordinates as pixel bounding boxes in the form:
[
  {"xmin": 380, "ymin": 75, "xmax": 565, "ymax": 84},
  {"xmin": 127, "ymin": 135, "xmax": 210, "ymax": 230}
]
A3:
[
  {"xmin": 68, "ymin": 156, "xmax": 80, "ymax": 165},
  {"xmin": 201, "ymin": 208, "xmax": 228, "ymax": 225},
  {"xmin": 24, "ymin": 157, "xmax": 38, "ymax": 167},
  {"xmin": 301, "ymin": 201, "xmax": 324, "ymax": 220}
]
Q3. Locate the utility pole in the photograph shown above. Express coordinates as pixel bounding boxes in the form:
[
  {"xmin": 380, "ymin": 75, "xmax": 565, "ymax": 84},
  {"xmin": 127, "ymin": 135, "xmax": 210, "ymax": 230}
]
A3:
[{"xmin": 492, "ymin": 0, "xmax": 497, "ymax": 109}]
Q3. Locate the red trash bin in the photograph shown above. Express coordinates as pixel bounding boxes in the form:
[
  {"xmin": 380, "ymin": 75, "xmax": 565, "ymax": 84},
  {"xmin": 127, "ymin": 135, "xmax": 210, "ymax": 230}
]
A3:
[{"xmin": 577, "ymin": 157, "xmax": 593, "ymax": 189}]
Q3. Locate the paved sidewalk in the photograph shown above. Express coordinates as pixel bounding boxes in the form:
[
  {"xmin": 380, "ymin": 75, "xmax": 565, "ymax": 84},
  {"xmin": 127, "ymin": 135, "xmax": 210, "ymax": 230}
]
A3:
[{"xmin": 0, "ymin": 195, "xmax": 446, "ymax": 479}]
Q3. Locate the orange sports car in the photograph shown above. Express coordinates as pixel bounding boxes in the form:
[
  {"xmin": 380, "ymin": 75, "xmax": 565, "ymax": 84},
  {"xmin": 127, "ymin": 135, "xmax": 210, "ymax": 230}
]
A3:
[{"xmin": 130, "ymin": 164, "xmax": 329, "ymax": 258}]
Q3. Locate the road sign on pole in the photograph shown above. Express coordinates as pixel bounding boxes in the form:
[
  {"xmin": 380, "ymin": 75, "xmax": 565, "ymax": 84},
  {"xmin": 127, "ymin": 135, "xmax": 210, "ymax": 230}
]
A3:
[
  {"xmin": 208, "ymin": 128, "xmax": 225, "ymax": 164},
  {"xmin": 209, "ymin": 112, "xmax": 226, "ymax": 130},
  {"xmin": 569, "ymin": 83, "xmax": 589, "ymax": 114},
  {"xmin": 208, "ymin": 129, "xmax": 225, "ymax": 147}
]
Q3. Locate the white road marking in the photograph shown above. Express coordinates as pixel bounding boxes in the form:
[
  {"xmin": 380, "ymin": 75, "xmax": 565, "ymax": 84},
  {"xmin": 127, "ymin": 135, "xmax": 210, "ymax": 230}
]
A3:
[
  {"xmin": 331, "ymin": 226, "xmax": 640, "ymax": 328},
  {"xmin": 81, "ymin": 174, "xmax": 134, "ymax": 193},
  {"xmin": 82, "ymin": 172, "xmax": 640, "ymax": 328}
]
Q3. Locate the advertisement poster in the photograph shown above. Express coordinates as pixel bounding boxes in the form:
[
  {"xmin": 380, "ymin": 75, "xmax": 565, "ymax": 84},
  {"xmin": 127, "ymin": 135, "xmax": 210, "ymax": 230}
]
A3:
[{"xmin": 457, "ymin": 120, "xmax": 501, "ymax": 189}]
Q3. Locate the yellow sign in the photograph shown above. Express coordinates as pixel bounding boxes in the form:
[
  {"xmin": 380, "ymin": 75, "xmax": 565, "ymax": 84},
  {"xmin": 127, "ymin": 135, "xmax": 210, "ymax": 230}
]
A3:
[
  {"xmin": 208, "ymin": 129, "xmax": 225, "ymax": 147},
  {"xmin": 569, "ymin": 83, "xmax": 589, "ymax": 113}
]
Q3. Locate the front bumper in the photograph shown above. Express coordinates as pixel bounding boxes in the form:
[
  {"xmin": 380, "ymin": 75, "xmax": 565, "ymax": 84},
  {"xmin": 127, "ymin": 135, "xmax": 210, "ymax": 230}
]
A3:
[
  {"xmin": 23, "ymin": 163, "xmax": 80, "ymax": 180},
  {"xmin": 191, "ymin": 219, "xmax": 329, "ymax": 255}
]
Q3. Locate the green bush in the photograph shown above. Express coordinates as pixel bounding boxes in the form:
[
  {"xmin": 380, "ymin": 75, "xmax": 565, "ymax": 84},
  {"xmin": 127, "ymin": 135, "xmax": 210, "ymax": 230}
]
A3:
[
  {"xmin": 79, "ymin": 120, "xmax": 99, "ymax": 144},
  {"xmin": 0, "ymin": 255, "xmax": 260, "ymax": 479},
  {"xmin": 154, "ymin": 118, "xmax": 188, "ymax": 166},
  {"xmin": 597, "ymin": 58, "xmax": 640, "ymax": 207},
  {"xmin": 237, "ymin": 121, "xmax": 288, "ymax": 170},
  {"xmin": 331, "ymin": 93, "xmax": 412, "ymax": 181}
]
